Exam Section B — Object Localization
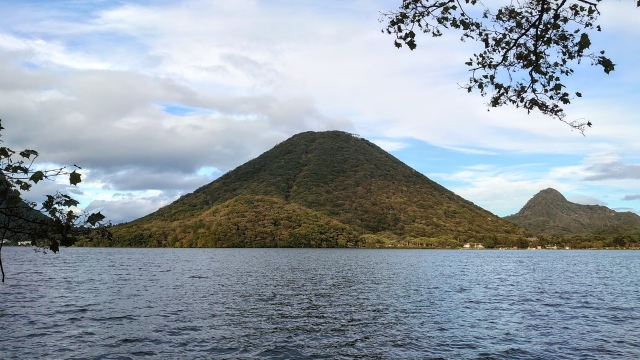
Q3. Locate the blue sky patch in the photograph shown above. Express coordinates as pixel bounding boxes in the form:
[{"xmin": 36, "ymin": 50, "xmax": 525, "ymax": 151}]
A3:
[{"xmin": 159, "ymin": 103, "xmax": 217, "ymax": 117}]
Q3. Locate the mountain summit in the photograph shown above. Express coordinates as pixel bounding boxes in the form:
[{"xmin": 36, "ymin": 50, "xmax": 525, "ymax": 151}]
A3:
[
  {"xmin": 504, "ymin": 188, "xmax": 640, "ymax": 236},
  {"xmin": 111, "ymin": 131, "xmax": 526, "ymax": 247}
]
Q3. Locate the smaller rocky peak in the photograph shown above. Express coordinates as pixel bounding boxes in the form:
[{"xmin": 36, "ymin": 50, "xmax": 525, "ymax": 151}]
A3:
[
  {"xmin": 535, "ymin": 188, "xmax": 567, "ymax": 202},
  {"xmin": 518, "ymin": 188, "xmax": 568, "ymax": 214}
]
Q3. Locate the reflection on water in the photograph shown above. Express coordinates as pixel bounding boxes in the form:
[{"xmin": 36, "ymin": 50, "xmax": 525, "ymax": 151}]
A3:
[{"xmin": 1, "ymin": 248, "xmax": 639, "ymax": 359}]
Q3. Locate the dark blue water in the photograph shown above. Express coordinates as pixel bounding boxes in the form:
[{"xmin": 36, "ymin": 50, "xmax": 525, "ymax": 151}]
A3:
[{"xmin": 1, "ymin": 248, "xmax": 639, "ymax": 359}]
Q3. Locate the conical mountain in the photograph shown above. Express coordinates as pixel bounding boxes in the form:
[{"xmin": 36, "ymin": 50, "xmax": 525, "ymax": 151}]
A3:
[
  {"xmin": 111, "ymin": 131, "xmax": 527, "ymax": 248},
  {"xmin": 504, "ymin": 188, "xmax": 640, "ymax": 236}
]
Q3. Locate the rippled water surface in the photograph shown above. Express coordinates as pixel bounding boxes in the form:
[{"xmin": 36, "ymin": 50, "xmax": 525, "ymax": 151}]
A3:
[{"xmin": 1, "ymin": 248, "xmax": 639, "ymax": 359}]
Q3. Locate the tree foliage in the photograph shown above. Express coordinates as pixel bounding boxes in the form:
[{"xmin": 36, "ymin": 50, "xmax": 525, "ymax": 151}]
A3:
[
  {"xmin": 0, "ymin": 120, "xmax": 111, "ymax": 282},
  {"xmin": 382, "ymin": 0, "xmax": 637, "ymax": 133},
  {"xmin": 528, "ymin": 233, "xmax": 640, "ymax": 249}
]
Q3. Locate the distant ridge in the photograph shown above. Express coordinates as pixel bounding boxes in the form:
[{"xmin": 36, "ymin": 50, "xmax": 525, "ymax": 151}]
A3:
[
  {"xmin": 504, "ymin": 188, "xmax": 640, "ymax": 236},
  {"xmin": 109, "ymin": 131, "xmax": 527, "ymax": 248}
]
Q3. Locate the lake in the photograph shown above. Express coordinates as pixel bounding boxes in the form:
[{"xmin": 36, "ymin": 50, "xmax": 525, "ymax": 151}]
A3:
[{"xmin": 1, "ymin": 248, "xmax": 639, "ymax": 359}]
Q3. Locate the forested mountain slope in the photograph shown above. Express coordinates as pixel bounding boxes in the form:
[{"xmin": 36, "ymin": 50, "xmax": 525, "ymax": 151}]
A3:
[{"xmin": 108, "ymin": 131, "xmax": 527, "ymax": 247}]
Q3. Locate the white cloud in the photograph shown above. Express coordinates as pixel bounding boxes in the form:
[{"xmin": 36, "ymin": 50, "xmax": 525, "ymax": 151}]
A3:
[
  {"xmin": 567, "ymin": 196, "xmax": 607, "ymax": 206},
  {"xmin": 0, "ymin": 0, "xmax": 638, "ymax": 222},
  {"xmin": 430, "ymin": 164, "xmax": 570, "ymax": 216},
  {"xmin": 584, "ymin": 161, "xmax": 640, "ymax": 181},
  {"xmin": 441, "ymin": 146, "xmax": 499, "ymax": 156},
  {"xmin": 431, "ymin": 150, "xmax": 640, "ymax": 216},
  {"xmin": 372, "ymin": 140, "xmax": 407, "ymax": 152},
  {"xmin": 85, "ymin": 191, "xmax": 177, "ymax": 224},
  {"xmin": 1, "ymin": 65, "xmax": 353, "ymax": 172}
]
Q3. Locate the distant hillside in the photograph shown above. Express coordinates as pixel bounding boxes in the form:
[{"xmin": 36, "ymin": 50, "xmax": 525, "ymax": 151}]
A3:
[
  {"xmin": 107, "ymin": 131, "xmax": 527, "ymax": 248},
  {"xmin": 504, "ymin": 188, "xmax": 640, "ymax": 236},
  {"xmin": 0, "ymin": 177, "xmax": 50, "ymax": 244}
]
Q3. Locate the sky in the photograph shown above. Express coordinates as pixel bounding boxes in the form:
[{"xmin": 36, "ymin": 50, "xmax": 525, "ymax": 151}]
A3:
[{"xmin": 1, "ymin": 0, "xmax": 639, "ymax": 224}]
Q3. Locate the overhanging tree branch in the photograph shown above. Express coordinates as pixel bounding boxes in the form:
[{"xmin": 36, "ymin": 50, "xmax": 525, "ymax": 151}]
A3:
[
  {"xmin": 0, "ymin": 119, "xmax": 111, "ymax": 283},
  {"xmin": 381, "ymin": 0, "xmax": 635, "ymax": 134}
]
